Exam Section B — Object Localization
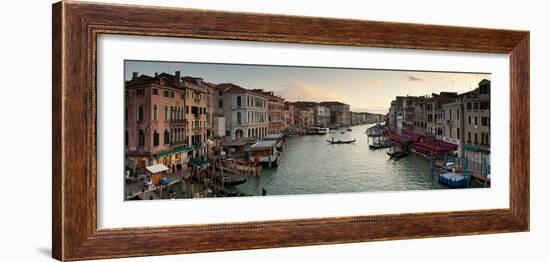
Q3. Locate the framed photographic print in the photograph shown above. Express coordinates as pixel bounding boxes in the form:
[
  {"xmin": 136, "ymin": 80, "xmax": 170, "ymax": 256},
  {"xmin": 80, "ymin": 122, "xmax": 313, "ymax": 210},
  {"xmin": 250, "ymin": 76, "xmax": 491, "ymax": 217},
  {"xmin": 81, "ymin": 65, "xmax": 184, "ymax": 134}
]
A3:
[{"xmin": 52, "ymin": 1, "xmax": 529, "ymax": 261}]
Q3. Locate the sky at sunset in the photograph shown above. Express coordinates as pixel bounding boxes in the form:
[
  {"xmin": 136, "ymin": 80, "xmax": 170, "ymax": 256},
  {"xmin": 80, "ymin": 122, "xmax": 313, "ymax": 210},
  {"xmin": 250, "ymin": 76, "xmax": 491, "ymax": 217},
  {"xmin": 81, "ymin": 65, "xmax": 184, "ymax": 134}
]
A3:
[{"xmin": 125, "ymin": 60, "xmax": 491, "ymax": 115}]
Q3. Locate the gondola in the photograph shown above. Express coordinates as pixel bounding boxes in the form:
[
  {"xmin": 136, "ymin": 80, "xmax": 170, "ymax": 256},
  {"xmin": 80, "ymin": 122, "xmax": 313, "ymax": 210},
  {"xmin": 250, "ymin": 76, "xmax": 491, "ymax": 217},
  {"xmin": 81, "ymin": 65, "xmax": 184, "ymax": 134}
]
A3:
[
  {"xmin": 387, "ymin": 151, "xmax": 409, "ymax": 159},
  {"xmin": 215, "ymin": 175, "xmax": 247, "ymax": 186},
  {"xmin": 327, "ymin": 139, "xmax": 356, "ymax": 144},
  {"xmin": 369, "ymin": 141, "xmax": 394, "ymax": 149}
]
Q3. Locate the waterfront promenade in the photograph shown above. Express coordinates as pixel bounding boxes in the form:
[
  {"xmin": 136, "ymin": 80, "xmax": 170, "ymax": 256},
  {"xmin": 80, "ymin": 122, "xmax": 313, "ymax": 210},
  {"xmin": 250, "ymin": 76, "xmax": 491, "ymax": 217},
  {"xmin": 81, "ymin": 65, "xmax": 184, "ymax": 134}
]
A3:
[
  {"xmin": 126, "ymin": 123, "xmax": 487, "ymax": 200},
  {"xmin": 125, "ymin": 168, "xmax": 189, "ymax": 200}
]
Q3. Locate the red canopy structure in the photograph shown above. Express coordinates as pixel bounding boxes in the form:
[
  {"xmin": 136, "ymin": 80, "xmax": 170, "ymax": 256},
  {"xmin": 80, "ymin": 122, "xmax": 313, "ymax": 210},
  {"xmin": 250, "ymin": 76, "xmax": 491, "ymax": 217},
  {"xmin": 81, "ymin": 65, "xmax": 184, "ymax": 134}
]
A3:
[{"xmin": 413, "ymin": 140, "xmax": 457, "ymax": 155}]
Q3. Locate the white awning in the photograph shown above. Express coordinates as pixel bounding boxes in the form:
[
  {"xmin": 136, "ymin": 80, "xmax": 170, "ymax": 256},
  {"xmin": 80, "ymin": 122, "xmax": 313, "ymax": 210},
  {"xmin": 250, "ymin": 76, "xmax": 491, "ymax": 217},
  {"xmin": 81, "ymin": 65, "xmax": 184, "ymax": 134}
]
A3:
[{"xmin": 145, "ymin": 164, "xmax": 169, "ymax": 174}]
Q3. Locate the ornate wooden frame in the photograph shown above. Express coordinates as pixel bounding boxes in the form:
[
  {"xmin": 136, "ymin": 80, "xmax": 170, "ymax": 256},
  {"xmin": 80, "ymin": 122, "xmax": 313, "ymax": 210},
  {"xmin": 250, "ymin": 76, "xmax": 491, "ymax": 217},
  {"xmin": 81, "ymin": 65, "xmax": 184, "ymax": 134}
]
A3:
[{"xmin": 52, "ymin": 1, "xmax": 530, "ymax": 261}]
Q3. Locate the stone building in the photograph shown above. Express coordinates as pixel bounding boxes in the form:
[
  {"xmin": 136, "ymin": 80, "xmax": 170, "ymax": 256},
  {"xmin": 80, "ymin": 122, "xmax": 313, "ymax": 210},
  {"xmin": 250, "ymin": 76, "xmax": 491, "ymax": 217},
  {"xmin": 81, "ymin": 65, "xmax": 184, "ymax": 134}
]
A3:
[
  {"xmin": 295, "ymin": 107, "xmax": 314, "ymax": 128},
  {"xmin": 463, "ymin": 79, "xmax": 491, "ymax": 166},
  {"xmin": 283, "ymin": 102, "xmax": 295, "ymax": 130},
  {"xmin": 215, "ymin": 83, "xmax": 269, "ymax": 140},
  {"xmin": 313, "ymin": 105, "xmax": 331, "ymax": 127},
  {"xmin": 319, "ymin": 101, "xmax": 350, "ymax": 127},
  {"xmin": 124, "ymin": 71, "xmax": 189, "ymax": 172},
  {"xmin": 441, "ymin": 96, "xmax": 465, "ymax": 156},
  {"xmin": 251, "ymin": 89, "xmax": 285, "ymax": 134},
  {"xmin": 425, "ymin": 92, "xmax": 458, "ymax": 138},
  {"xmin": 411, "ymin": 96, "xmax": 428, "ymax": 135},
  {"xmin": 181, "ymin": 76, "xmax": 211, "ymax": 158}
]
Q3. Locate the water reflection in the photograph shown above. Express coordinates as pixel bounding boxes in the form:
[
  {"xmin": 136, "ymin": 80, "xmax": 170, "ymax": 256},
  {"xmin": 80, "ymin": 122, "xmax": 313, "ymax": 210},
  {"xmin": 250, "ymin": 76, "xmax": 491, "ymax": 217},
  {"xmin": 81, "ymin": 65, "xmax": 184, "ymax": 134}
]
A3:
[{"xmin": 228, "ymin": 124, "xmax": 447, "ymax": 196}]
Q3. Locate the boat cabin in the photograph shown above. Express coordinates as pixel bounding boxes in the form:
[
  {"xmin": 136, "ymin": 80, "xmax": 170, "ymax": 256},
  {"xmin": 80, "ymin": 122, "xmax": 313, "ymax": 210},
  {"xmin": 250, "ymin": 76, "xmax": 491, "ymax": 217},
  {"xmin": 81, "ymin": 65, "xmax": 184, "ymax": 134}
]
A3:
[
  {"xmin": 262, "ymin": 133, "xmax": 286, "ymax": 150},
  {"xmin": 249, "ymin": 140, "xmax": 280, "ymax": 167}
]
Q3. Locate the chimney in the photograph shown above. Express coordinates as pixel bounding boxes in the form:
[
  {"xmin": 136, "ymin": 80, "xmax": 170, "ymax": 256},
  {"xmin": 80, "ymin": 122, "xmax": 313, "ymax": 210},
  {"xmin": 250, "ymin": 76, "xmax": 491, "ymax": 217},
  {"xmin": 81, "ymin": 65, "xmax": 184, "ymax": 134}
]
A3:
[
  {"xmin": 155, "ymin": 72, "xmax": 158, "ymax": 77},
  {"xmin": 174, "ymin": 71, "xmax": 181, "ymax": 87},
  {"xmin": 132, "ymin": 72, "xmax": 138, "ymax": 80}
]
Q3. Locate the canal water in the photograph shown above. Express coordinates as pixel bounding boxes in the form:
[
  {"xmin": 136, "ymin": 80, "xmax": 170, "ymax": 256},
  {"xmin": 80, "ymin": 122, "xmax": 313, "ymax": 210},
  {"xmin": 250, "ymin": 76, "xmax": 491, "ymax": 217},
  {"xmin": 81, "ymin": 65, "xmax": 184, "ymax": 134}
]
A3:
[{"xmin": 226, "ymin": 124, "xmax": 448, "ymax": 196}]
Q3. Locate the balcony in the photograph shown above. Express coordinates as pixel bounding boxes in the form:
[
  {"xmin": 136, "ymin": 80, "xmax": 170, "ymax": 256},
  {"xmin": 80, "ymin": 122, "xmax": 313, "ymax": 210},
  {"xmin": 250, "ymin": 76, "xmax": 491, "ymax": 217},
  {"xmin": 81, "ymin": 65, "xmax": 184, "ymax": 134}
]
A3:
[
  {"xmin": 231, "ymin": 104, "xmax": 248, "ymax": 110},
  {"xmin": 192, "ymin": 128, "xmax": 206, "ymax": 135},
  {"xmin": 170, "ymin": 141, "xmax": 187, "ymax": 147},
  {"xmin": 170, "ymin": 119, "xmax": 185, "ymax": 124}
]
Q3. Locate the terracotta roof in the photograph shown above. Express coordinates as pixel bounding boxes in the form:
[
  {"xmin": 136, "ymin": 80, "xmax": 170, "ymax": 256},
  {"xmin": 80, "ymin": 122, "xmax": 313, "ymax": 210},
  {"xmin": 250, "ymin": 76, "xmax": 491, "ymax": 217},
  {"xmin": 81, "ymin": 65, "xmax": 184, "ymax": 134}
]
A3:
[
  {"xmin": 290, "ymin": 101, "xmax": 318, "ymax": 108},
  {"xmin": 216, "ymin": 83, "xmax": 248, "ymax": 93},
  {"xmin": 250, "ymin": 89, "xmax": 284, "ymax": 101},
  {"xmin": 318, "ymin": 101, "xmax": 350, "ymax": 107},
  {"xmin": 125, "ymin": 74, "xmax": 155, "ymax": 85}
]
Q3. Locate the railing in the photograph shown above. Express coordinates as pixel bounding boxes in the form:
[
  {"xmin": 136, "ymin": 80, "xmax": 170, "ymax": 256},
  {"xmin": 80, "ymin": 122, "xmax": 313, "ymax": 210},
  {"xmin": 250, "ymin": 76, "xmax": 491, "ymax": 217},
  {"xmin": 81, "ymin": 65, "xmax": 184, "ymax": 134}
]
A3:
[
  {"xmin": 170, "ymin": 141, "xmax": 187, "ymax": 147},
  {"xmin": 232, "ymin": 105, "xmax": 246, "ymax": 109},
  {"xmin": 170, "ymin": 119, "xmax": 185, "ymax": 123},
  {"xmin": 192, "ymin": 128, "xmax": 206, "ymax": 134}
]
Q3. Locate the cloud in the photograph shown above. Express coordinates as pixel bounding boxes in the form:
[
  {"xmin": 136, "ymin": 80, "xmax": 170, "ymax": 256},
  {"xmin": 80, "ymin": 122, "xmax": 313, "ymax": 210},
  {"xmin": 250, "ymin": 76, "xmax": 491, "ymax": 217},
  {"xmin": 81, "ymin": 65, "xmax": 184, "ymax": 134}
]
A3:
[
  {"xmin": 406, "ymin": 76, "xmax": 424, "ymax": 82},
  {"xmin": 278, "ymin": 81, "xmax": 341, "ymax": 102}
]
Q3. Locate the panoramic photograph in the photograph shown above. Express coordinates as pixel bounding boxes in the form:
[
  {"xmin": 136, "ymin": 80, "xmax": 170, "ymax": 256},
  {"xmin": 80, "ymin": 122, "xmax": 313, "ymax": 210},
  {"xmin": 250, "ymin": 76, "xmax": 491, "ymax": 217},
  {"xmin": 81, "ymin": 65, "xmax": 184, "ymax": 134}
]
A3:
[{"xmin": 123, "ymin": 60, "xmax": 491, "ymax": 201}]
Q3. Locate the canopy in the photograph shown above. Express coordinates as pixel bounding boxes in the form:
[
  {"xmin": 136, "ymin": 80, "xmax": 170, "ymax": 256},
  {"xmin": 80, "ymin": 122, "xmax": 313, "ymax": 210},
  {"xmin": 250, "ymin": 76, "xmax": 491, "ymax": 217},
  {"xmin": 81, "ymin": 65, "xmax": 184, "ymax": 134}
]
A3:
[
  {"xmin": 263, "ymin": 133, "xmax": 285, "ymax": 140},
  {"xmin": 145, "ymin": 164, "xmax": 169, "ymax": 174},
  {"xmin": 155, "ymin": 145, "xmax": 195, "ymax": 158},
  {"xmin": 159, "ymin": 177, "xmax": 170, "ymax": 186},
  {"xmin": 414, "ymin": 141, "xmax": 457, "ymax": 154},
  {"xmin": 223, "ymin": 137, "xmax": 257, "ymax": 147},
  {"xmin": 250, "ymin": 140, "xmax": 277, "ymax": 150},
  {"xmin": 189, "ymin": 157, "xmax": 209, "ymax": 167}
]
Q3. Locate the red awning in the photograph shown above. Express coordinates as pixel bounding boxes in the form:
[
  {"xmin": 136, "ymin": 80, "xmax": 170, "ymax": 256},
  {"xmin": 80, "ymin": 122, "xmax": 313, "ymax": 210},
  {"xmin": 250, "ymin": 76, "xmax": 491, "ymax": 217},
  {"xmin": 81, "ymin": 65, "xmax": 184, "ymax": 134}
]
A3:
[{"xmin": 413, "ymin": 140, "xmax": 457, "ymax": 154}]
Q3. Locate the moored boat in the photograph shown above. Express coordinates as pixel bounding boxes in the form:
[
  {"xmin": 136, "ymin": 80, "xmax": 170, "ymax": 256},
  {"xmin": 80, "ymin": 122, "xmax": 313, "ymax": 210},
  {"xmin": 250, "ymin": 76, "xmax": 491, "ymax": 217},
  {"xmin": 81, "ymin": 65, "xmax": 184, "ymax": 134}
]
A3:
[
  {"xmin": 387, "ymin": 151, "xmax": 409, "ymax": 159},
  {"xmin": 366, "ymin": 124, "xmax": 384, "ymax": 136},
  {"xmin": 439, "ymin": 172, "xmax": 468, "ymax": 188},
  {"xmin": 327, "ymin": 138, "xmax": 356, "ymax": 144},
  {"xmin": 306, "ymin": 127, "xmax": 330, "ymax": 135},
  {"xmin": 369, "ymin": 140, "xmax": 394, "ymax": 149},
  {"xmin": 249, "ymin": 140, "xmax": 281, "ymax": 167}
]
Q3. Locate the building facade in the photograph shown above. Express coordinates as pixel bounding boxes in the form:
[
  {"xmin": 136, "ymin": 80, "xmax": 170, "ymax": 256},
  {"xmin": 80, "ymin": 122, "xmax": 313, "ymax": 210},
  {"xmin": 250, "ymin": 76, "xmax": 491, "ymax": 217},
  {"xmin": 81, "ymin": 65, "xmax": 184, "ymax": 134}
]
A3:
[
  {"xmin": 252, "ymin": 90, "xmax": 286, "ymax": 134},
  {"xmin": 124, "ymin": 71, "xmax": 188, "ymax": 172},
  {"xmin": 313, "ymin": 105, "xmax": 331, "ymax": 127},
  {"xmin": 295, "ymin": 107, "xmax": 314, "ymax": 128},
  {"xmin": 181, "ymin": 76, "xmax": 210, "ymax": 158},
  {"xmin": 463, "ymin": 79, "xmax": 491, "ymax": 166},
  {"xmin": 319, "ymin": 101, "xmax": 350, "ymax": 127},
  {"xmin": 283, "ymin": 102, "xmax": 295, "ymax": 130},
  {"xmin": 441, "ymin": 97, "xmax": 464, "ymax": 156},
  {"xmin": 216, "ymin": 83, "xmax": 269, "ymax": 140}
]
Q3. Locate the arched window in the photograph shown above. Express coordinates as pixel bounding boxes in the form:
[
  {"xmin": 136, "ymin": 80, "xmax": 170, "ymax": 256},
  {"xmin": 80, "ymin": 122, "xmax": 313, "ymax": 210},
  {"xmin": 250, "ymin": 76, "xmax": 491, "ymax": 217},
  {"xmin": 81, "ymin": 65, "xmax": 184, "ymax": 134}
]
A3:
[
  {"xmin": 236, "ymin": 96, "xmax": 242, "ymax": 107},
  {"xmin": 153, "ymin": 105, "xmax": 157, "ymax": 121},
  {"xmin": 164, "ymin": 106, "xmax": 168, "ymax": 121},
  {"xmin": 138, "ymin": 130, "xmax": 145, "ymax": 146},
  {"xmin": 153, "ymin": 130, "xmax": 159, "ymax": 146},
  {"xmin": 237, "ymin": 112, "xmax": 242, "ymax": 124},
  {"xmin": 164, "ymin": 130, "xmax": 170, "ymax": 144},
  {"xmin": 124, "ymin": 131, "xmax": 128, "ymax": 146}
]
